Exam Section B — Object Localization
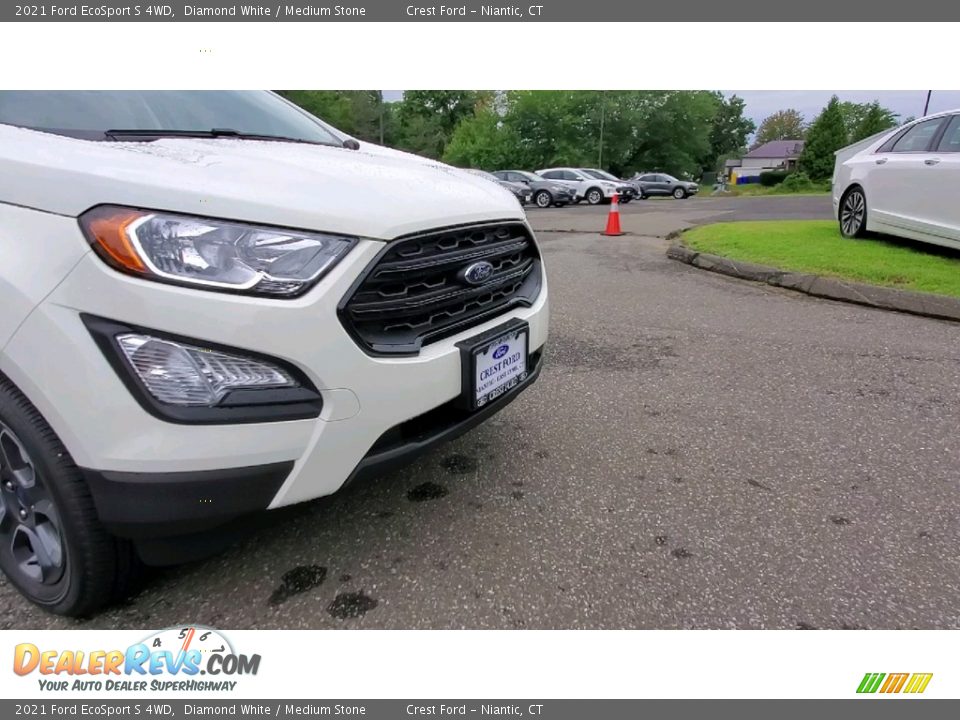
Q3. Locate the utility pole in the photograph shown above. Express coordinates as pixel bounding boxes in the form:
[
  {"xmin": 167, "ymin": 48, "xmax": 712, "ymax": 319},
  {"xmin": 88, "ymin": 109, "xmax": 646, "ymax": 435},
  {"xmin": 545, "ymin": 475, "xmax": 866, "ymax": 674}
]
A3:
[
  {"xmin": 598, "ymin": 92, "xmax": 606, "ymax": 167},
  {"xmin": 378, "ymin": 91, "xmax": 385, "ymax": 144},
  {"xmin": 923, "ymin": 90, "xmax": 932, "ymax": 117}
]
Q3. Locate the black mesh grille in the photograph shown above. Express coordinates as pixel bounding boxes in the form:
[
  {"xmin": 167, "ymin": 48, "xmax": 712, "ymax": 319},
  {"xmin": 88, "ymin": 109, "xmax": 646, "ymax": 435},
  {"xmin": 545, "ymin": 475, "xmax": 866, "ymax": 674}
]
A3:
[{"xmin": 340, "ymin": 222, "xmax": 542, "ymax": 355}]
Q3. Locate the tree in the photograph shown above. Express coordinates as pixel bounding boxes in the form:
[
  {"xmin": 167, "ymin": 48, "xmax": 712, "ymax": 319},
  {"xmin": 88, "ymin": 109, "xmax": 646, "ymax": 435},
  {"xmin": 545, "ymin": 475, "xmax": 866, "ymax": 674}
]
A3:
[
  {"xmin": 706, "ymin": 94, "xmax": 755, "ymax": 171},
  {"xmin": 753, "ymin": 109, "xmax": 805, "ymax": 147},
  {"xmin": 394, "ymin": 91, "xmax": 490, "ymax": 158},
  {"xmin": 848, "ymin": 101, "xmax": 898, "ymax": 143},
  {"xmin": 276, "ymin": 90, "xmax": 390, "ymax": 144},
  {"xmin": 442, "ymin": 108, "xmax": 518, "ymax": 169},
  {"xmin": 800, "ymin": 96, "xmax": 848, "ymax": 180}
]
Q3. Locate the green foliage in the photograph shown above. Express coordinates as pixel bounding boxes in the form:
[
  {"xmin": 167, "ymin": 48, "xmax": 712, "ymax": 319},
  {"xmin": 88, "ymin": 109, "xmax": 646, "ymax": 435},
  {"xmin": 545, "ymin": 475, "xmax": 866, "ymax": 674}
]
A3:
[
  {"xmin": 759, "ymin": 170, "xmax": 789, "ymax": 186},
  {"xmin": 394, "ymin": 91, "xmax": 490, "ymax": 158},
  {"xmin": 839, "ymin": 100, "xmax": 898, "ymax": 143},
  {"xmin": 277, "ymin": 90, "xmax": 755, "ymax": 180},
  {"xmin": 443, "ymin": 108, "xmax": 518, "ymax": 169},
  {"xmin": 707, "ymin": 93, "xmax": 754, "ymax": 170},
  {"xmin": 753, "ymin": 109, "xmax": 805, "ymax": 147},
  {"xmin": 779, "ymin": 171, "xmax": 815, "ymax": 192},
  {"xmin": 849, "ymin": 101, "xmax": 898, "ymax": 142},
  {"xmin": 800, "ymin": 96, "xmax": 848, "ymax": 181},
  {"xmin": 276, "ymin": 91, "xmax": 388, "ymax": 143}
]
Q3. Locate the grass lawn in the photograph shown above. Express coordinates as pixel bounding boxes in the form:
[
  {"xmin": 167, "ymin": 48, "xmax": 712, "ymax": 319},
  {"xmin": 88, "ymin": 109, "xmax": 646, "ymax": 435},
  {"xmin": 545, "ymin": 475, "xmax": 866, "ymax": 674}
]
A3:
[{"xmin": 684, "ymin": 220, "xmax": 960, "ymax": 299}]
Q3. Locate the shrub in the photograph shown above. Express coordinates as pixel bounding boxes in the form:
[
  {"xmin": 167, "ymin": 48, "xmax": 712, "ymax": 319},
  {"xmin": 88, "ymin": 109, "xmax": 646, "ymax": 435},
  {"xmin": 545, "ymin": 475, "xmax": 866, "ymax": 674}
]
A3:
[
  {"xmin": 779, "ymin": 171, "xmax": 815, "ymax": 192},
  {"xmin": 759, "ymin": 170, "xmax": 789, "ymax": 187}
]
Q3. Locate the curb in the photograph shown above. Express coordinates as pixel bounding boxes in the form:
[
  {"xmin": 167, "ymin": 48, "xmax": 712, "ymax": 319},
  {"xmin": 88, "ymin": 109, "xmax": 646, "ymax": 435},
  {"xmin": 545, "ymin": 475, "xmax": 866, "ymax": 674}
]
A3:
[{"xmin": 665, "ymin": 236, "xmax": 960, "ymax": 324}]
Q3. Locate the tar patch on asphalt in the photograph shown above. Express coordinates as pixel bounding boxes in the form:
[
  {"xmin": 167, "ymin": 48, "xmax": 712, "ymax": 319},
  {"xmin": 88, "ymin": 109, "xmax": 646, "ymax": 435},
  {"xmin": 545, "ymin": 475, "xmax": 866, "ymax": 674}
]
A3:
[
  {"xmin": 671, "ymin": 548, "xmax": 694, "ymax": 559},
  {"xmin": 327, "ymin": 591, "xmax": 378, "ymax": 619},
  {"xmin": 441, "ymin": 454, "xmax": 478, "ymax": 474},
  {"xmin": 829, "ymin": 515, "xmax": 852, "ymax": 525},
  {"xmin": 269, "ymin": 565, "xmax": 328, "ymax": 606},
  {"xmin": 407, "ymin": 482, "xmax": 449, "ymax": 502}
]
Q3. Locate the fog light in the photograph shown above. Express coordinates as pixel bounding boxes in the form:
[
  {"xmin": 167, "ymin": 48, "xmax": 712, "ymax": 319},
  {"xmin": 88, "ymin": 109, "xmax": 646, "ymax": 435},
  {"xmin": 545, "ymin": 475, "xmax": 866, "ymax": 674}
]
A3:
[{"xmin": 116, "ymin": 334, "xmax": 296, "ymax": 406}]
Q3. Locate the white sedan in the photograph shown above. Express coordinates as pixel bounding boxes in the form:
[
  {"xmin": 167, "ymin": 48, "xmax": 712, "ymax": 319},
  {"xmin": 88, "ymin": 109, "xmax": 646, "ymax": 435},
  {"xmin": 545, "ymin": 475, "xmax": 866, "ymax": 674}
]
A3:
[{"xmin": 833, "ymin": 109, "xmax": 960, "ymax": 249}]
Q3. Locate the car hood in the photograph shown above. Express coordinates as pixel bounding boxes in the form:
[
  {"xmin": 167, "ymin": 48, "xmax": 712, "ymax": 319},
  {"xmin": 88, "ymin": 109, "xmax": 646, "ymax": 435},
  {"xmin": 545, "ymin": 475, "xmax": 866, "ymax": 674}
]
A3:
[{"xmin": 0, "ymin": 126, "xmax": 525, "ymax": 240}]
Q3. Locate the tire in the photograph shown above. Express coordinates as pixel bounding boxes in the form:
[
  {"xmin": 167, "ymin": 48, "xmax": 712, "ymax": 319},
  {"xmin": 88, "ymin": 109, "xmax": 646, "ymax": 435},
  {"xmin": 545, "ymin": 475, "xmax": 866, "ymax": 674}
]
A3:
[
  {"xmin": 621, "ymin": 197, "xmax": 632, "ymax": 204},
  {"xmin": 534, "ymin": 190, "xmax": 553, "ymax": 209},
  {"xmin": 839, "ymin": 186, "xmax": 869, "ymax": 238},
  {"xmin": 586, "ymin": 187, "xmax": 604, "ymax": 205},
  {"xmin": 0, "ymin": 375, "xmax": 140, "ymax": 616},
  {"xmin": 672, "ymin": 187, "xmax": 687, "ymax": 199}
]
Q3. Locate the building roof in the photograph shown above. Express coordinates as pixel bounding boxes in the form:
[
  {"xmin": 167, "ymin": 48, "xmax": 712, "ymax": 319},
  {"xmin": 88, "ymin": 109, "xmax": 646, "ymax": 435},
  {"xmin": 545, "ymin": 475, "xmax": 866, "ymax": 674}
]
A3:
[{"xmin": 743, "ymin": 140, "xmax": 805, "ymax": 159}]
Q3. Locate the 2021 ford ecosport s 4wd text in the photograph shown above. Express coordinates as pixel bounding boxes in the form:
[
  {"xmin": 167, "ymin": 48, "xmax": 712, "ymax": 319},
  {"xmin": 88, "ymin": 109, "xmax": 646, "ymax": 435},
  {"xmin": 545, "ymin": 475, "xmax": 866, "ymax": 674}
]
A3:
[{"xmin": 0, "ymin": 91, "xmax": 549, "ymax": 616}]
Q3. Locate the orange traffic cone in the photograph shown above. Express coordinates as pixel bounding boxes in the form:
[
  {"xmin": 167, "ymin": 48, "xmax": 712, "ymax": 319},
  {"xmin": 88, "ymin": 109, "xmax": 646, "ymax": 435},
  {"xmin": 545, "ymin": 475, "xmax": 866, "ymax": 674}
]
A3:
[{"xmin": 603, "ymin": 192, "xmax": 623, "ymax": 236}]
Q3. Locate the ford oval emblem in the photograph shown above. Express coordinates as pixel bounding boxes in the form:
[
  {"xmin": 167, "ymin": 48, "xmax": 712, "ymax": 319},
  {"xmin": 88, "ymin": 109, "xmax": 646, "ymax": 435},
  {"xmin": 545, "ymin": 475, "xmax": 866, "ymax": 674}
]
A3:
[
  {"xmin": 493, "ymin": 344, "xmax": 509, "ymax": 359},
  {"xmin": 459, "ymin": 261, "xmax": 495, "ymax": 286}
]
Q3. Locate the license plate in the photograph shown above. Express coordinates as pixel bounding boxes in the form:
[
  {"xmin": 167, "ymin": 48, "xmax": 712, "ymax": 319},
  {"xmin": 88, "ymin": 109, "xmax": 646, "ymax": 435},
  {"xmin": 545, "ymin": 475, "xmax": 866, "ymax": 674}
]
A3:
[{"xmin": 458, "ymin": 321, "xmax": 529, "ymax": 410}]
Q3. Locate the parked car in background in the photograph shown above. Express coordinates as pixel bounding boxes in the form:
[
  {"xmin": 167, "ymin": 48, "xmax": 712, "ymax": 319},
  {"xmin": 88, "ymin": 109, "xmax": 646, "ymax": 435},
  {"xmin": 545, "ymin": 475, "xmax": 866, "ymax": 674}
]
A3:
[
  {"xmin": 464, "ymin": 169, "xmax": 532, "ymax": 206},
  {"xmin": 493, "ymin": 170, "xmax": 575, "ymax": 208},
  {"xmin": 536, "ymin": 167, "xmax": 631, "ymax": 205},
  {"xmin": 631, "ymin": 172, "xmax": 699, "ymax": 199},
  {"xmin": 580, "ymin": 169, "xmax": 638, "ymax": 202},
  {"xmin": 833, "ymin": 109, "xmax": 960, "ymax": 248},
  {"xmin": 0, "ymin": 90, "xmax": 549, "ymax": 615}
]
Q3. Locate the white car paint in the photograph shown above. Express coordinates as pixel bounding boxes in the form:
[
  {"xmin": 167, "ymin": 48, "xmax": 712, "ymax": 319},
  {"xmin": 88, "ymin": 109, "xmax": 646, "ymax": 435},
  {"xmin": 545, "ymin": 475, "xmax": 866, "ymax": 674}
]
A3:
[
  {"xmin": 832, "ymin": 109, "xmax": 960, "ymax": 249},
  {"xmin": 536, "ymin": 166, "xmax": 621, "ymax": 203},
  {"xmin": 0, "ymin": 103, "xmax": 549, "ymax": 511}
]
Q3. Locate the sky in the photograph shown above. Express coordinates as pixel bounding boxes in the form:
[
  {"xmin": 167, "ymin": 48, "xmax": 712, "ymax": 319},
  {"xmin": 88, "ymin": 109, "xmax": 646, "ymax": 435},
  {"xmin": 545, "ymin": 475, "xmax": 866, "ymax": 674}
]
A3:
[{"xmin": 381, "ymin": 90, "xmax": 960, "ymax": 125}]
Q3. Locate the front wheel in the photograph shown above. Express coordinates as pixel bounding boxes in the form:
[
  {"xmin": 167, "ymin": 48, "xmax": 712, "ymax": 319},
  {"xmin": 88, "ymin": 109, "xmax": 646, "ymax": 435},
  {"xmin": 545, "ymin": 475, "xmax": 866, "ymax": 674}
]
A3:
[
  {"xmin": 534, "ymin": 190, "xmax": 553, "ymax": 209},
  {"xmin": 586, "ymin": 188, "xmax": 604, "ymax": 205},
  {"xmin": 672, "ymin": 187, "xmax": 687, "ymax": 199},
  {"xmin": 0, "ymin": 377, "xmax": 139, "ymax": 616},
  {"xmin": 839, "ymin": 186, "xmax": 869, "ymax": 238}
]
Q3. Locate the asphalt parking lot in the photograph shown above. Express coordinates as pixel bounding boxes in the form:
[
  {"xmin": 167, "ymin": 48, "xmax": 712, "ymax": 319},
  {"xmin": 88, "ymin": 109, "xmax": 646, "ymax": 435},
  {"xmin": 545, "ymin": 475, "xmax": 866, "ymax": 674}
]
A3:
[{"xmin": 5, "ymin": 194, "xmax": 960, "ymax": 630}]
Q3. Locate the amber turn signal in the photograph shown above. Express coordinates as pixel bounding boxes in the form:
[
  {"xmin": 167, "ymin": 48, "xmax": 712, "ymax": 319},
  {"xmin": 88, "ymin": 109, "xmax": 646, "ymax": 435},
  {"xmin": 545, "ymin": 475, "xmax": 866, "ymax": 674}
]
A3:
[{"xmin": 80, "ymin": 206, "xmax": 149, "ymax": 274}]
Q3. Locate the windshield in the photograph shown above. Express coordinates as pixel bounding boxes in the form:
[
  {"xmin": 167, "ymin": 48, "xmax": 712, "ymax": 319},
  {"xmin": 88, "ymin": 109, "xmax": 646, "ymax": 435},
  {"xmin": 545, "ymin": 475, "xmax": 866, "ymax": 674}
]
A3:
[
  {"xmin": 514, "ymin": 171, "xmax": 542, "ymax": 182},
  {"xmin": 0, "ymin": 91, "xmax": 343, "ymax": 146},
  {"xmin": 583, "ymin": 169, "xmax": 619, "ymax": 181}
]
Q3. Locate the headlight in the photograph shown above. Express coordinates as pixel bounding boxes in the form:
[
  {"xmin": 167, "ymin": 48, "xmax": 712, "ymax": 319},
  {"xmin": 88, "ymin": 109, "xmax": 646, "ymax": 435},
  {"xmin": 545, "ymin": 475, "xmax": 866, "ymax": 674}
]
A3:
[{"xmin": 80, "ymin": 206, "xmax": 357, "ymax": 297}]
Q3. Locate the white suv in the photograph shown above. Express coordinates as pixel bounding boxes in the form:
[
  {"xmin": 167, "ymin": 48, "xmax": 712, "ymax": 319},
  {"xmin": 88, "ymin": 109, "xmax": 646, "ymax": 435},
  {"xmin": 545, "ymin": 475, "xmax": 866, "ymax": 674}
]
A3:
[
  {"xmin": 536, "ymin": 167, "xmax": 626, "ymax": 205},
  {"xmin": 0, "ymin": 91, "xmax": 549, "ymax": 615}
]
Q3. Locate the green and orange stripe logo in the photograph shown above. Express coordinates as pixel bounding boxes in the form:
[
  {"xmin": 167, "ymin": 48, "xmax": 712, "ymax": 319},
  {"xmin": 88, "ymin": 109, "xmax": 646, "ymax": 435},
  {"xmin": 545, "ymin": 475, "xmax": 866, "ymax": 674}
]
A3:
[{"xmin": 857, "ymin": 673, "xmax": 933, "ymax": 694}]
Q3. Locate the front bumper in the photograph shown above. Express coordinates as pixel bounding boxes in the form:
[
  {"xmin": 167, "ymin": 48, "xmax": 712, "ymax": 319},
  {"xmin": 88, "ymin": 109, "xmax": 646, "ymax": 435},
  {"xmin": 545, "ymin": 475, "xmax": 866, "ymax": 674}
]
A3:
[
  {"xmin": 80, "ymin": 349, "xmax": 543, "ymax": 561},
  {"xmin": 0, "ymin": 218, "xmax": 549, "ymax": 545}
]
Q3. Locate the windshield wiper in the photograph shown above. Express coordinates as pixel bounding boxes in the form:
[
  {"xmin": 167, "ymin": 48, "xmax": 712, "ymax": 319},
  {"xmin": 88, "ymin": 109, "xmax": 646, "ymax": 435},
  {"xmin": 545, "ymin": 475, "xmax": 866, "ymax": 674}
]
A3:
[{"xmin": 103, "ymin": 128, "xmax": 342, "ymax": 147}]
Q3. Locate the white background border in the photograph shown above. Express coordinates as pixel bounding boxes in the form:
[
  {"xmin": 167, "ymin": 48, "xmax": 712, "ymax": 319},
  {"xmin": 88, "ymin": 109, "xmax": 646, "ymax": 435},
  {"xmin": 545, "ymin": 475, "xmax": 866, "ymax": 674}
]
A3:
[
  {"xmin": 0, "ymin": 22, "xmax": 956, "ymax": 91},
  {"xmin": 1, "ymin": 19, "xmax": 957, "ymax": 701}
]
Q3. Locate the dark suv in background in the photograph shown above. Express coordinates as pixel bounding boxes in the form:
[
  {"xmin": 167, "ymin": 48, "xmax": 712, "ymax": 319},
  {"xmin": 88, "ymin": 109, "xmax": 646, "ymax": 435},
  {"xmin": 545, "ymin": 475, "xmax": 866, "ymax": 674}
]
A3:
[
  {"xmin": 493, "ymin": 170, "xmax": 575, "ymax": 208},
  {"xmin": 631, "ymin": 173, "xmax": 699, "ymax": 199}
]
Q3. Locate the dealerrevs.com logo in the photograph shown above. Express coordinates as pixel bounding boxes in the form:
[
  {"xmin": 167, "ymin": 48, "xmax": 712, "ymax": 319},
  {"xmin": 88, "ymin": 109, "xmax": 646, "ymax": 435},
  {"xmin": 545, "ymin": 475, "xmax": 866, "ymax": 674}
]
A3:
[
  {"xmin": 857, "ymin": 673, "xmax": 933, "ymax": 695},
  {"xmin": 13, "ymin": 626, "xmax": 260, "ymax": 692}
]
